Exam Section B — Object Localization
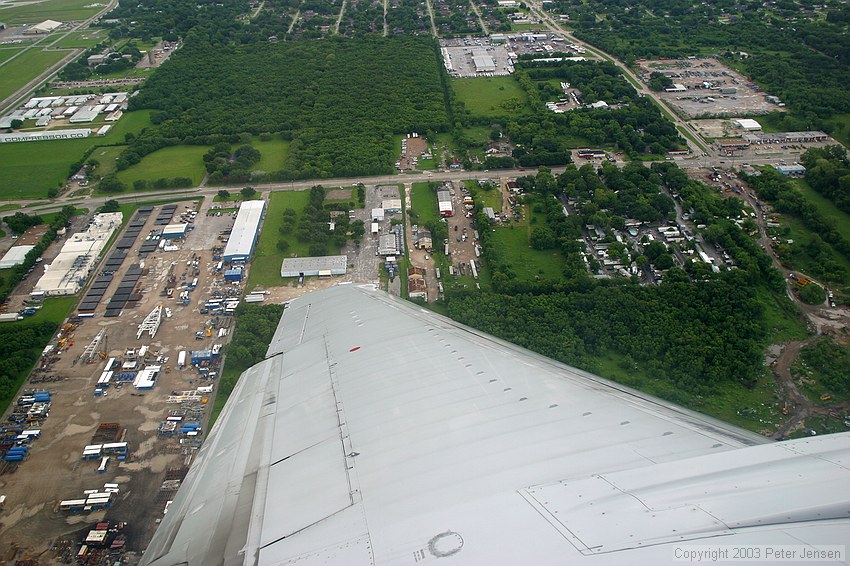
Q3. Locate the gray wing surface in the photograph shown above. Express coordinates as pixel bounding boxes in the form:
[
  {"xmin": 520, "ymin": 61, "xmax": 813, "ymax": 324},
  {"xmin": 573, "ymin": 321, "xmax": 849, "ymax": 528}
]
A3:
[{"xmin": 141, "ymin": 284, "xmax": 850, "ymax": 566}]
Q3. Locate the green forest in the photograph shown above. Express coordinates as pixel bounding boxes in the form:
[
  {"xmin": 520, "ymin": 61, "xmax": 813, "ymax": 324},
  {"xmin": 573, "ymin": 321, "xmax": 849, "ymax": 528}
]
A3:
[{"xmin": 123, "ymin": 36, "xmax": 449, "ymax": 179}]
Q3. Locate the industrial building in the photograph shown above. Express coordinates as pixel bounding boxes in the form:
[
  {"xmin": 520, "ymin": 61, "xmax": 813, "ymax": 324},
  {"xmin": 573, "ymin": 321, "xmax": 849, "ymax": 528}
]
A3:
[
  {"xmin": 378, "ymin": 233, "xmax": 400, "ymax": 256},
  {"xmin": 280, "ymin": 256, "xmax": 347, "ymax": 278},
  {"xmin": 223, "ymin": 200, "xmax": 265, "ymax": 263},
  {"xmin": 162, "ymin": 224, "xmax": 189, "ymax": 239},
  {"xmin": 0, "ymin": 245, "xmax": 34, "ymax": 269},
  {"xmin": 371, "ymin": 208, "xmax": 384, "ymax": 222},
  {"xmin": 472, "ymin": 50, "xmax": 496, "ymax": 73},
  {"xmin": 33, "ymin": 213, "xmax": 122, "ymax": 296},
  {"xmin": 24, "ymin": 19, "xmax": 61, "ymax": 34},
  {"xmin": 775, "ymin": 164, "xmax": 806, "ymax": 176},
  {"xmin": 381, "ymin": 199, "xmax": 402, "ymax": 213},
  {"xmin": 70, "ymin": 108, "xmax": 99, "ymax": 123},
  {"xmin": 0, "ymin": 129, "xmax": 91, "ymax": 144},
  {"xmin": 742, "ymin": 131, "xmax": 829, "ymax": 144},
  {"xmin": 734, "ymin": 118, "xmax": 762, "ymax": 131},
  {"xmin": 437, "ymin": 190, "xmax": 453, "ymax": 217}
]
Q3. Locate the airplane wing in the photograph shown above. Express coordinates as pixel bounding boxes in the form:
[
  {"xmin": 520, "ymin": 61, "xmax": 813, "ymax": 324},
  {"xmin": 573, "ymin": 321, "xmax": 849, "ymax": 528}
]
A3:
[{"xmin": 141, "ymin": 284, "xmax": 850, "ymax": 566}]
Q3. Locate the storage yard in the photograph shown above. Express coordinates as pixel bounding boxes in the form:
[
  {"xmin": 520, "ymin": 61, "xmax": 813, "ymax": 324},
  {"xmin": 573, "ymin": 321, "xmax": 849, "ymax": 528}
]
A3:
[
  {"xmin": 0, "ymin": 196, "xmax": 263, "ymax": 560},
  {"xmin": 636, "ymin": 58, "xmax": 783, "ymax": 118}
]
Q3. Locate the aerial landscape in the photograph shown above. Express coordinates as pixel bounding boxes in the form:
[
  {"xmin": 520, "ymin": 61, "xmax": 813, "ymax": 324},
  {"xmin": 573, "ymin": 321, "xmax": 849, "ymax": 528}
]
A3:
[{"xmin": 0, "ymin": 0, "xmax": 849, "ymax": 561}]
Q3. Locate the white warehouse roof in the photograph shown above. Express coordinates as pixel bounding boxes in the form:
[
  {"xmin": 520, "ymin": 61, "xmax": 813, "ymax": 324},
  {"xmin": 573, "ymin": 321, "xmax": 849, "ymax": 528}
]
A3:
[
  {"xmin": 281, "ymin": 255, "xmax": 347, "ymax": 277},
  {"xmin": 223, "ymin": 200, "xmax": 265, "ymax": 262},
  {"xmin": 734, "ymin": 118, "xmax": 762, "ymax": 131},
  {"xmin": 0, "ymin": 245, "xmax": 35, "ymax": 269},
  {"xmin": 139, "ymin": 285, "xmax": 850, "ymax": 566}
]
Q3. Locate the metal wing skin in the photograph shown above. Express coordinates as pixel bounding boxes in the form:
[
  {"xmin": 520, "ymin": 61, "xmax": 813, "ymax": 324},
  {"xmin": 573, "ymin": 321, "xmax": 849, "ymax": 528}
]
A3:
[{"xmin": 141, "ymin": 285, "xmax": 850, "ymax": 566}]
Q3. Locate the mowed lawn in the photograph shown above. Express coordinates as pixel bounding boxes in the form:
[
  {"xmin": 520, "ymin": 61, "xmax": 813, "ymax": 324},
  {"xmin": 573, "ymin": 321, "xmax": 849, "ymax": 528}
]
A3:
[
  {"xmin": 48, "ymin": 29, "xmax": 107, "ymax": 49},
  {"xmin": 248, "ymin": 190, "xmax": 312, "ymax": 288},
  {"xmin": 0, "ymin": 48, "xmax": 70, "ymax": 102},
  {"xmin": 116, "ymin": 145, "xmax": 209, "ymax": 188},
  {"xmin": 252, "ymin": 137, "xmax": 290, "ymax": 173},
  {"xmin": 0, "ymin": 0, "xmax": 104, "ymax": 24},
  {"xmin": 451, "ymin": 76, "xmax": 529, "ymax": 117},
  {"xmin": 0, "ymin": 47, "xmax": 24, "ymax": 65},
  {"xmin": 491, "ymin": 219, "xmax": 566, "ymax": 280},
  {"xmin": 410, "ymin": 182, "xmax": 439, "ymax": 224},
  {"xmin": 0, "ymin": 138, "xmax": 94, "ymax": 199}
]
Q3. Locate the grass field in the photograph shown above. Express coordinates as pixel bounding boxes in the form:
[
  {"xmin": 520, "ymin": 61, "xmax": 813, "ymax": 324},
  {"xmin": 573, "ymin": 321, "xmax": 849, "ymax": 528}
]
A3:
[
  {"xmin": 116, "ymin": 145, "xmax": 209, "ymax": 188},
  {"xmin": 0, "ymin": 0, "xmax": 103, "ymax": 24},
  {"xmin": 0, "ymin": 137, "xmax": 94, "ymax": 199},
  {"xmin": 0, "ymin": 48, "xmax": 70, "ymax": 103},
  {"xmin": 89, "ymin": 145, "xmax": 126, "ymax": 177},
  {"xmin": 0, "ymin": 47, "xmax": 24, "ymax": 65},
  {"xmin": 410, "ymin": 182, "xmax": 439, "ymax": 225},
  {"xmin": 48, "ymin": 29, "xmax": 108, "ymax": 49},
  {"xmin": 252, "ymin": 137, "xmax": 290, "ymax": 173},
  {"xmin": 248, "ymin": 190, "xmax": 312, "ymax": 289},
  {"xmin": 452, "ymin": 76, "xmax": 529, "ymax": 117},
  {"xmin": 491, "ymin": 221, "xmax": 566, "ymax": 280},
  {"xmin": 0, "ymin": 110, "xmax": 153, "ymax": 199}
]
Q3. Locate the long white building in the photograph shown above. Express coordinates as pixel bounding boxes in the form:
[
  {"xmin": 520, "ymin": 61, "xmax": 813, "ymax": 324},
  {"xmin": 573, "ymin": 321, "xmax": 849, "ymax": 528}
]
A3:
[
  {"xmin": 223, "ymin": 200, "xmax": 265, "ymax": 262},
  {"xmin": 34, "ymin": 213, "xmax": 122, "ymax": 296}
]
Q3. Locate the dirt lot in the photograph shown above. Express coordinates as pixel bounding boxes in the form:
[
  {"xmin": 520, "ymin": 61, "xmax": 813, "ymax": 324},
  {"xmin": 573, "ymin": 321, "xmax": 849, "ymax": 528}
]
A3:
[
  {"xmin": 0, "ymin": 198, "xmax": 246, "ymax": 558},
  {"xmin": 398, "ymin": 135, "xmax": 428, "ymax": 171},
  {"xmin": 637, "ymin": 58, "xmax": 784, "ymax": 118}
]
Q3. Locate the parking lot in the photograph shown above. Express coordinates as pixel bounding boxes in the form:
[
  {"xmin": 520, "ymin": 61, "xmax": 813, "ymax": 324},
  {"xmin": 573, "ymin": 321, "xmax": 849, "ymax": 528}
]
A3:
[
  {"xmin": 637, "ymin": 58, "xmax": 784, "ymax": 118},
  {"xmin": 440, "ymin": 38, "xmax": 514, "ymax": 77}
]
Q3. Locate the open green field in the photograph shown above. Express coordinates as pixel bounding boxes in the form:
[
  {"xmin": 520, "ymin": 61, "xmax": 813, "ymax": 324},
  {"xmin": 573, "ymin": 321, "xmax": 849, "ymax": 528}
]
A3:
[
  {"xmin": 116, "ymin": 145, "xmax": 209, "ymax": 188},
  {"xmin": 410, "ymin": 182, "xmax": 439, "ymax": 225},
  {"xmin": 0, "ymin": 0, "xmax": 104, "ymax": 24},
  {"xmin": 252, "ymin": 137, "xmax": 290, "ymax": 173},
  {"xmin": 0, "ymin": 48, "xmax": 24, "ymax": 65},
  {"xmin": 0, "ymin": 47, "xmax": 70, "ymax": 102},
  {"xmin": 452, "ymin": 76, "xmax": 529, "ymax": 117},
  {"xmin": 0, "ymin": 137, "xmax": 94, "ymax": 199},
  {"xmin": 248, "ymin": 190, "xmax": 312, "ymax": 289},
  {"xmin": 49, "ymin": 29, "xmax": 108, "ymax": 49},
  {"xmin": 490, "ymin": 221, "xmax": 566, "ymax": 280},
  {"xmin": 0, "ymin": 110, "xmax": 154, "ymax": 199},
  {"xmin": 792, "ymin": 178, "xmax": 850, "ymax": 244},
  {"xmin": 89, "ymin": 145, "xmax": 125, "ymax": 177}
]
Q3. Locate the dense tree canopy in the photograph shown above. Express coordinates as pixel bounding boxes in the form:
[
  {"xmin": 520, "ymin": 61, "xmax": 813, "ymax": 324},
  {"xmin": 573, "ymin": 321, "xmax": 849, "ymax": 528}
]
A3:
[{"xmin": 125, "ymin": 36, "xmax": 450, "ymax": 179}]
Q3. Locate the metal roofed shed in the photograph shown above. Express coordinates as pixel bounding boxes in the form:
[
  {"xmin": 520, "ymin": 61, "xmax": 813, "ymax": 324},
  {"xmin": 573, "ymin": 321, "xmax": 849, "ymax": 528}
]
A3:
[
  {"xmin": 472, "ymin": 50, "xmax": 496, "ymax": 72},
  {"xmin": 734, "ymin": 118, "xmax": 762, "ymax": 131},
  {"xmin": 69, "ymin": 107, "xmax": 99, "ymax": 123},
  {"xmin": 280, "ymin": 255, "xmax": 347, "ymax": 278},
  {"xmin": 162, "ymin": 224, "xmax": 188, "ymax": 239},
  {"xmin": 139, "ymin": 285, "xmax": 850, "ymax": 566},
  {"xmin": 223, "ymin": 200, "xmax": 265, "ymax": 262},
  {"xmin": 0, "ymin": 245, "xmax": 35, "ymax": 269}
]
